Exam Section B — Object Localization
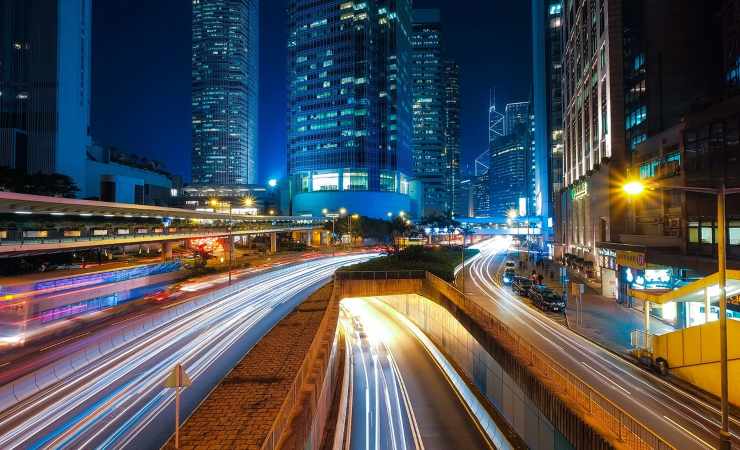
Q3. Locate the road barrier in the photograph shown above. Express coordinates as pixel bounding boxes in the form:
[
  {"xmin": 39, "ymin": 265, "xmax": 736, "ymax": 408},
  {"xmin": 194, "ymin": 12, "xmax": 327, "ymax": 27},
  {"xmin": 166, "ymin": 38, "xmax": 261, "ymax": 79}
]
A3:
[{"xmin": 424, "ymin": 272, "xmax": 674, "ymax": 450}]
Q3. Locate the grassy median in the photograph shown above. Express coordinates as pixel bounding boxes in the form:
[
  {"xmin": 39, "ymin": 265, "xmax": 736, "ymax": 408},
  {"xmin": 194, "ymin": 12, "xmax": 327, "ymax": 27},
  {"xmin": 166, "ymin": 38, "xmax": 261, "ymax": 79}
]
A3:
[{"xmin": 340, "ymin": 245, "xmax": 479, "ymax": 281}]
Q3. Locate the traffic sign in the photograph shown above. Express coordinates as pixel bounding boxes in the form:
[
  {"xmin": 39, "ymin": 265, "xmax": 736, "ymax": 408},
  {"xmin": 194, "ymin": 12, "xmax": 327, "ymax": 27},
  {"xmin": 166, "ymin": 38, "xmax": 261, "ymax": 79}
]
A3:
[{"xmin": 164, "ymin": 363, "xmax": 192, "ymax": 388}]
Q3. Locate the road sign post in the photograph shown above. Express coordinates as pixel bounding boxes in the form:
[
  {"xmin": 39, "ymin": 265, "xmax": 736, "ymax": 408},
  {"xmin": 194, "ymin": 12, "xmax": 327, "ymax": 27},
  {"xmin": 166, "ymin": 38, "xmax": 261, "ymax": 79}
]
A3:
[{"xmin": 164, "ymin": 363, "xmax": 192, "ymax": 449}]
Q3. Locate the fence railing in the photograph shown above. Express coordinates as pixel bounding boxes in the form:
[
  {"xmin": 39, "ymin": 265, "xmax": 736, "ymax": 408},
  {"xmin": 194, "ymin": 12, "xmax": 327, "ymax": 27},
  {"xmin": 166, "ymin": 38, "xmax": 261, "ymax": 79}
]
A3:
[
  {"xmin": 334, "ymin": 270, "xmax": 426, "ymax": 280},
  {"xmin": 630, "ymin": 330, "xmax": 655, "ymax": 353},
  {"xmin": 423, "ymin": 273, "xmax": 674, "ymax": 450}
]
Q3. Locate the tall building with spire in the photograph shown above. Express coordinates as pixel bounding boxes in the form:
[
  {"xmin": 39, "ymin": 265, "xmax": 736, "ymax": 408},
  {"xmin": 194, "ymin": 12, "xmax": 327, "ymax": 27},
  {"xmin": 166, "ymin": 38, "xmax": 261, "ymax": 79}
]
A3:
[{"xmin": 192, "ymin": 0, "xmax": 259, "ymax": 187}]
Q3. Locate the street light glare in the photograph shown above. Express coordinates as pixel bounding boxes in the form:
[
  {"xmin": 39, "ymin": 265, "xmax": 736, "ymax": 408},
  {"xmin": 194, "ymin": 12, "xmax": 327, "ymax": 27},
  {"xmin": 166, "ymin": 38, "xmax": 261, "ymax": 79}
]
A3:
[
  {"xmin": 339, "ymin": 207, "xmax": 347, "ymax": 215},
  {"xmin": 623, "ymin": 181, "xmax": 645, "ymax": 196},
  {"xmin": 507, "ymin": 209, "xmax": 518, "ymax": 219}
]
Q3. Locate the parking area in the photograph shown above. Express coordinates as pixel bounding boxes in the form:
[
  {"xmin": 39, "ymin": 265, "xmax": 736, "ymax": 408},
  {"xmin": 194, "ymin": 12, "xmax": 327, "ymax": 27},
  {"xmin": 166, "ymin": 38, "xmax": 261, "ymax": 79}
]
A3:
[{"xmin": 498, "ymin": 261, "xmax": 568, "ymax": 327}]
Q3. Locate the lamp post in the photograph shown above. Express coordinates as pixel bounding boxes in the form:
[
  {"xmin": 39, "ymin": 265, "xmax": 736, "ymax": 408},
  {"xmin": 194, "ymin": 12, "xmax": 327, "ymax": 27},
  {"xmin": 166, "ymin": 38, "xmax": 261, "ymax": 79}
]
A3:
[
  {"xmin": 323, "ymin": 208, "xmax": 346, "ymax": 256},
  {"xmin": 624, "ymin": 180, "xmax": 740, "ymax": 449}
]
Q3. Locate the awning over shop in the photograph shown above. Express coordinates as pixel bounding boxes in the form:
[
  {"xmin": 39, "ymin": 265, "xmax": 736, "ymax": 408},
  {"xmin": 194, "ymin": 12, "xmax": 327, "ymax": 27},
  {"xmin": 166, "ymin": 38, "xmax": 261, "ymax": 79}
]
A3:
[{"xmin": 629, "ymin": 270, "xmax": 740, "ymax": 305}]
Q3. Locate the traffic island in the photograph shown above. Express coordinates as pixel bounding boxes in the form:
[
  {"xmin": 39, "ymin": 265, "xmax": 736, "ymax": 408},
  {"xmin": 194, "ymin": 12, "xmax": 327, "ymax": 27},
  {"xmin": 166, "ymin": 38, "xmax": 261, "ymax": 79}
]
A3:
[{"xmin": 162, "ymin": 283, "xmax": 341, "ymax": 450}]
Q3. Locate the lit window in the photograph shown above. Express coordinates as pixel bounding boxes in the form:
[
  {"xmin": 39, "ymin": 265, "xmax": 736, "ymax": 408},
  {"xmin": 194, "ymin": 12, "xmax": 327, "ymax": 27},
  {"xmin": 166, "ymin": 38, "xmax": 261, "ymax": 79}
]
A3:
[
  {"xmin": 342, "ymin": 170, "xmax": 368, "ymax": 191},
  {"xmin": 312, "ymin": 172, "xmax": 339, "ymax": 192}
]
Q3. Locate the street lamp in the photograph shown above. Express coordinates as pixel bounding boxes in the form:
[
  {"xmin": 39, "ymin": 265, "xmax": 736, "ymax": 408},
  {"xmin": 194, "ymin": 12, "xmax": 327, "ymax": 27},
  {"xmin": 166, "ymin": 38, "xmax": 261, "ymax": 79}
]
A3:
[{"xmin": 624, "ymin": 179, "xmax": 740, "ymax": 449}]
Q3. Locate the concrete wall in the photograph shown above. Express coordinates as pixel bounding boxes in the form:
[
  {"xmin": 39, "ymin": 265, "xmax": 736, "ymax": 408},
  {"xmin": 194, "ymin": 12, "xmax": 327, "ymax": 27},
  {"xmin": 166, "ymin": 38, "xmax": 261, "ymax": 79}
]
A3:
[{"xmin": 653, "ymin": 319, "xmax": 740, "ymax": 406}]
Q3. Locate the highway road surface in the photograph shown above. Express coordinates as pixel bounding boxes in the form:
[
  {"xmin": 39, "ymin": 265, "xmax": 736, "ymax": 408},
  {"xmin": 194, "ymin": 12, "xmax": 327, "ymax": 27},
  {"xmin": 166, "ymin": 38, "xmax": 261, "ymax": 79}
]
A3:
[
  {"xmin": 341, "ymin": 298, "xmax": 493, "ymax": 450},
  {"xmin": 466, "ymin": 238, "xmax": 739, "ymax": 450},
  {"xmin": 0, "ymin": 254, "xmax": 371, "ymax": 449}
]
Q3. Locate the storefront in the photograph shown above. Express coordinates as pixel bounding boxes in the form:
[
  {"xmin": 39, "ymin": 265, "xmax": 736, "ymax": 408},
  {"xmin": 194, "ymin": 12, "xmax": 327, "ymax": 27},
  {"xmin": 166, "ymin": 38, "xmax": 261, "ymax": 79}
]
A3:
[{"xmin": 597, "ymin": 248, "xmax": 618, "ymax": 298}]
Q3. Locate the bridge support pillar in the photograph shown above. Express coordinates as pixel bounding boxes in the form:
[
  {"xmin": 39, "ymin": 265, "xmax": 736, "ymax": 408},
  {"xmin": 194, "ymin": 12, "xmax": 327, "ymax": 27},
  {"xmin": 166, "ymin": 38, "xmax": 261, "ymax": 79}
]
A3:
[
  {"xmin": 162, "ymin": 241, "xmax": 173, "ymax": 261},
  {"xmin": 270, "ymin": 232, "xmax": 278, "ymax": 254}
]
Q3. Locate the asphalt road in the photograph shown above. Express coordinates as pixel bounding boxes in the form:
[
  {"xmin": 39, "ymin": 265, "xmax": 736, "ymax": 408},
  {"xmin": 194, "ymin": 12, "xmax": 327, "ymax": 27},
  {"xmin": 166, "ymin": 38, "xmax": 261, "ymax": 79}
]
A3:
[
  {"xmin": 0, "ymin": 254, "xmax": 372, "ymax": 449},
  {"xmin": 466, "ymin": 238, "xmax": 739, "ymax": 450},
  {"xmin": 342, "ymin": 298, "xmax": 492, "ymax": 450}
]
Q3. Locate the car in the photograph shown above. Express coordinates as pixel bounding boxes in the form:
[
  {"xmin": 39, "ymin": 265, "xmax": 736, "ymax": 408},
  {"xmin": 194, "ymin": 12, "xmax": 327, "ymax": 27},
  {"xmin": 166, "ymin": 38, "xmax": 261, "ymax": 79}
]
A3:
[
  {"xmin": 504, "ymin": 260, "xmax": 517, "ymax": 269},
  {"xmin": 530, "ymin": 287, "xmax": 566, "ymax": 313},
  {"xmin": 511, "ymin": 277, "xmax": 533, "ymax": 296},
  {"xmin": 502, "ymin": 268, "xmax": 516, "ymax": 285}
]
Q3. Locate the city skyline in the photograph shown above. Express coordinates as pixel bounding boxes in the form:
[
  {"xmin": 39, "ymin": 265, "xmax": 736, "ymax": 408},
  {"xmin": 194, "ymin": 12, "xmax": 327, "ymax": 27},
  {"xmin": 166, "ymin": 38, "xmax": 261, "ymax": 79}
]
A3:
[{"xmin": 90, "ymin": 1, "xmax": 531, "ymax": 183}]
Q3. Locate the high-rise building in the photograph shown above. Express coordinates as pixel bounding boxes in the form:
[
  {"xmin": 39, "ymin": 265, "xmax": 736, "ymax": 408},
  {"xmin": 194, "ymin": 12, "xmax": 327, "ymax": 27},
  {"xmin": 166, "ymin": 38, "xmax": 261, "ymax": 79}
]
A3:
[
  {"xmin": 192, "ymin": 0, "xmax": 259, "ymax": 187},
  {"xmin": 559, "ymin": 0, "xmax": 726, "ymax": 280},
  {"xmin": 411, "ymin": 9, "xmax": 449, "ymax": 215},
  {"xmin": 0, "ymin": 0, "xmax": 91, "ymax": 193},
  {"xmin": 531, "ymin": 0, "xmax": 563, "ymax": 235},
  {"xmin": 287, "ymin": 0, "xmax": 413, "ymax": 218},
  {"xmin": 489, "ymin": 133, "xmax": 529, "ymax": 218},
  {"xmin": 444, "ymin": 60, "xmax": 462, "ymax": 217},
  {"xmin": 504, "ymin": 101, "xmax": 530, "ymax": 136}
]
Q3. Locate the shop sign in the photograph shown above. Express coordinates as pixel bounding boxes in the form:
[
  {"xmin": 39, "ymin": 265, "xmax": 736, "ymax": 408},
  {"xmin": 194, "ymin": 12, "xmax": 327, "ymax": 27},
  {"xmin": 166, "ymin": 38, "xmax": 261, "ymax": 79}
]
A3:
[
  {"xmin": 616, "ymin": 250, "xmax": 646, "ymax": 269},
  {"xmin": 570, "ymin": 181, "xmax": 588, "ymax": 200}
]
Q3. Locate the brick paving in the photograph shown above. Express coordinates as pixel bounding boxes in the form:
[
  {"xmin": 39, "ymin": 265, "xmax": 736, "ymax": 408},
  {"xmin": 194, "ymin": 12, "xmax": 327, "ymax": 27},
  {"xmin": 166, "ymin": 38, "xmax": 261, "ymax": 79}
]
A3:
[{"xmin": 163, "ymin": 284, "xmax": 333, "ymax": 450}]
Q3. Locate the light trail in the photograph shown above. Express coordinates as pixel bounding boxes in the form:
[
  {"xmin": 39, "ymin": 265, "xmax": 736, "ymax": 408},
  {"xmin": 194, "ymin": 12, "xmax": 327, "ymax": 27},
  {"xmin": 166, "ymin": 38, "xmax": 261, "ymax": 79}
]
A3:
[
  {"xmin": 0, "ymin": 254, "xmax": 373, "ymax": 449},
  {"xmin": 466, "ymin": 239, "xmax": 737, "ymax": 450}
]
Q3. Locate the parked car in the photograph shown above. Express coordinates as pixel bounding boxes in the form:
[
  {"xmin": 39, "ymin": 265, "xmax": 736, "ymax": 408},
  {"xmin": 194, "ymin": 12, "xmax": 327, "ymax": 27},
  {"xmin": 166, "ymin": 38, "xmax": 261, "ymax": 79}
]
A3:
[
  {"xmin": 502, "ymin": 268, "xmax": 516, "ymax": 284},
  {"xmin": 504, "ymin": 260, "xmax": 516, "ymax": 269},
  {"xmin": 511, "ymin": 276, "xmax": 533, "ymax": 296},
  {"xmin": 530, "ymin": 287, "xmax": 566, "ymax": 313}
]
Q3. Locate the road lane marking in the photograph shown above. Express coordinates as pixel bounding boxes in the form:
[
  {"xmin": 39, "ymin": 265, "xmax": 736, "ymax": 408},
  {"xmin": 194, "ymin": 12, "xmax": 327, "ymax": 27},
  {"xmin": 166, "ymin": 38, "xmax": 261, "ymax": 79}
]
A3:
[
  {"xmin": 662, "ymin": 415, "xmax": 716, "ymax": 450},
  {"xmin": 580, "ymin": 360, "xmax": 630, "ymax": 395},
  {"xmin": 39, "ymin": 332, "xmax": 90, "ymax": 352},
  {"xmin": 0, "ymin": 362, "xmax": 9, "ymax": 368},
  {"xmin": 111, "ymin": 314, "xmax": 146, "ymax": 326}
]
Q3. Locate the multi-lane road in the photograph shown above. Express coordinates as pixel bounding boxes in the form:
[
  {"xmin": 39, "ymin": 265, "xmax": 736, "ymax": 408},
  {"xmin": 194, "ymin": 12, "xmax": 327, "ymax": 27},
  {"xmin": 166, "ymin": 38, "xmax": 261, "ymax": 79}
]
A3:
[
  {"xmin": 0, "ymin": 254, "xmax": 371, "ymax": 449},
  {"xmin": 466, "ymin": 238, "xmax": 739, "ymax": 450},
  {"xmin": 340, "ymin": 298, "xmax": 493, "ymax": 450}
]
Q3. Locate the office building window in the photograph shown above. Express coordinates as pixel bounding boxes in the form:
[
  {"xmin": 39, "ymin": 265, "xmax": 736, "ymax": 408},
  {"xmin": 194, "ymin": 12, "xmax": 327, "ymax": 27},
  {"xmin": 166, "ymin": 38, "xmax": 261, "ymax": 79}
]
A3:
[
  {"xmin": 730, "ymin": 221, "xmax": 740, "ymax": 246},
  {"xmin": 312, "ymin": 172, "xmax": 339, "ymax": 191},
  {"xmin": 342, "ymin": 170, "xmax": 369, "ymax": 191},
  {"xmin": 380, "ymin": 171, "xmax": 396, "ymax": 192}
]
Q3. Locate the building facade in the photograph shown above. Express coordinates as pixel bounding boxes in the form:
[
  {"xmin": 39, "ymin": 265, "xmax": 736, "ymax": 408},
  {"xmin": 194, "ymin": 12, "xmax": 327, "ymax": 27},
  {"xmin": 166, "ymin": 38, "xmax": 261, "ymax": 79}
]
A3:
[
  {"xmin": 192, "ymin": 0, "xmax": 259, "ymax": 187},
  {"xmin": 531, "ymin": 0, "xmax": 563, "ymax": 237},
  {"xmin": 504, "ymin": 101, "xmax": 530, "ymax": 137},
  {"xmin": 489, "ymin": 134, "xmax": 529, "ymax": 217},
  {"xmin": 411, "ymin": 9, "xmax": 449, "ymax": 215},
  {"xmin": 0, "ymin": 0, "xmax": 92, "ymax": 194},
  {"xmin": 444, "ymin": 60, "xmax": 462, "ymax": 217},
  {"xmin": 559, "ymin": 0, "xmax": 629, "ymax": 268},
  {"xmin": 287, "ymin": 0, "xmax": 413, "ymax": 219}
]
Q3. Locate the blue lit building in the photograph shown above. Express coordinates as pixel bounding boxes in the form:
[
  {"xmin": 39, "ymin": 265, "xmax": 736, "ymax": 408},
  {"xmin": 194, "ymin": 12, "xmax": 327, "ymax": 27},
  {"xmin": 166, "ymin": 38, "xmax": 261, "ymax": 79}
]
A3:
[
  {"xmin": 192, "ymin": 0, "xmax": 259, "ymax": 187},
  {"xmin": 287, "ymin": 0, "xmax": 414, "ymax": 219},
  {"xmin": 0, "ymin": 0, "xmax": 92, "ymax": 194},
  {"xmin": 489, "ymin": 134, "xmax": 529, "ymax": 218},
  {"xmin": 531, "ymin": 0, "xmax": 563, "ymax": 237}
]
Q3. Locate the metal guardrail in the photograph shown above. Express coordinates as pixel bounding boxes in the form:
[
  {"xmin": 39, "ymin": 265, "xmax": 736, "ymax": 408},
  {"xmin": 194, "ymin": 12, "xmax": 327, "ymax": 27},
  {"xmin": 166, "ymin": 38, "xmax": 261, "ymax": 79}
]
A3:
[
  {"xmin": 334, "ymin": 270, "xmax": 426, "ymax": 280},
  {"xmin": 422, "ymin": 273, "xmax": 674, "ymax": 450},
  {"xmin": 630, "ymin": 330, "xmax": 655, "ymax": 353}
]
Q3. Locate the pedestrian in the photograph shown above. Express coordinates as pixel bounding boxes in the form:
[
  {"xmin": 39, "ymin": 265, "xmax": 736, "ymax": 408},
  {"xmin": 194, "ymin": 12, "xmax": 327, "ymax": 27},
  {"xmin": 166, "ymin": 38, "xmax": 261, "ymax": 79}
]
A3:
[{"xmin": 537, "ymin": 273, "xmax": 544, "ymax": 285}]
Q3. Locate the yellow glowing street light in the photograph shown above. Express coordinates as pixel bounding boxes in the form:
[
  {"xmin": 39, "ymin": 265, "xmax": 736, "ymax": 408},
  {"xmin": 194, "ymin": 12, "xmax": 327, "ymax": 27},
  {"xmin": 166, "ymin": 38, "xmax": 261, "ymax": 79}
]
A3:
[
  {"xmin": 352, "ymin": 213, "xmax": 360, "ymax": 219},
  {"xmin": 399, "ymin": 211, "xmax": 406, "ymax": 218},
  {"xmin": 322, "ymin": 208, "xmax": 329, "ymax": 215},
  {"xmin": 339, "ymin": 207, "xmax": 347, "ymax": 215},
  {"xmin": 623, "ymin": 180, "xmax": 645, "ymax": 196},
  {"xmin": 242, "ymin": 196, "xmax": 255, "ymax": 208},
  {"xmin": 269, "ymin": 209, "xmax": 275, "ymax": 215},
  {"xmin": 507, "ymin": 209, "xmax": 518, "ymax": 220}
]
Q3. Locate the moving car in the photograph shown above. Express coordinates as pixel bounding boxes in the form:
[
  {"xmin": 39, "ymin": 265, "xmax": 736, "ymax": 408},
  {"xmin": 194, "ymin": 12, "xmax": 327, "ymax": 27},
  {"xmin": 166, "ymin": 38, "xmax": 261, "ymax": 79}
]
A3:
[
  {"xmin": 511, "ymin": 276, "xmax": 533, "ymax": 296},
  {"xmin": 502, "ymin": 268, "xmax": 516, "ymax": 285},
  {"xmin": 529, "ymin": 286, "xmax": 566, "ymax": 312}
]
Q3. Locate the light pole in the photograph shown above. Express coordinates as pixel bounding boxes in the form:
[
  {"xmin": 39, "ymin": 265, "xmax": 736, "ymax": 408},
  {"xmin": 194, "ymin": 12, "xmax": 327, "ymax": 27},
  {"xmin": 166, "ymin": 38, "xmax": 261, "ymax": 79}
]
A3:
[
  {"xmin": 323, "ymin": 208, "xmax": 346, "ymax": 256},
  {"xmin": 349, "ymin": 213, "xmax": 359, "ymax": 247},
  {"xmin": 624, "ymin": 180, "xmax": 740, "ymax": 449}
]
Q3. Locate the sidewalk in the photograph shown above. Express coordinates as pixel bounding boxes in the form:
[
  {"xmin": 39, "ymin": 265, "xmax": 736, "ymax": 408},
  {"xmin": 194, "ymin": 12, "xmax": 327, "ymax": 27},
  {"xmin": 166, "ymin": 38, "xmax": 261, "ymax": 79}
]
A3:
[{"xmin": 513, "ymin": 256, "xmax": 675, "ymax": 354}]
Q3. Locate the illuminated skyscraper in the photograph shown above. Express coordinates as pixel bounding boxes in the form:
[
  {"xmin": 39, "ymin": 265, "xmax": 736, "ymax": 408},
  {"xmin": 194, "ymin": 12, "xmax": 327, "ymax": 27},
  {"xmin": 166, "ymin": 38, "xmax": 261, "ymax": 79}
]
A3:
[
  {"xmin": 192, "ymin": 0, "xmax": 258, "ymax": 187},
  {"xmin": 0, "ymin": 0, "xmax": 91, "ymax": 192},
  {"xmin": 287, "ymin": 0, "xmax": 413, "ymax": 218}
]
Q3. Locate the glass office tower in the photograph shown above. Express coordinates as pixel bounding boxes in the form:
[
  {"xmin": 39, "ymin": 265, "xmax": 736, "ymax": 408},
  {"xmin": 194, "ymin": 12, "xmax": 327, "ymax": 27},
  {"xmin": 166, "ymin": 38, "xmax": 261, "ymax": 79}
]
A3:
[
  {"xmin": 287, "ymin": 0, "xmax": 413, "ymax": 218},
  {"xmin": 192, "ymin": 0, "xmax": 258, "ymax": 187},
  {"xmin": 0, "ymin": 0, "xmax": 91, "ymax": 194}
]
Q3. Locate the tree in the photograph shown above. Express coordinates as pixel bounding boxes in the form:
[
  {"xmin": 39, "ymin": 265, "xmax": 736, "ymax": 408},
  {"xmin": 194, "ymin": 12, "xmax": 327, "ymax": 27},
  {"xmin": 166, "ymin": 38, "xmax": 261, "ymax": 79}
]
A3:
[{"xmin": 0, "ymin": 167, "xmax": 79, "ymax": 198}]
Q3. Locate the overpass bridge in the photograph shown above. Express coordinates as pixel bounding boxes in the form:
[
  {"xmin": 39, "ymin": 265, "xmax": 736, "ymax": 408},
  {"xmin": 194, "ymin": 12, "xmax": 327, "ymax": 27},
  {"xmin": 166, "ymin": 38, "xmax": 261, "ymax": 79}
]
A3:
[{"xmin": 0, "ymin": 192, "xmax": 324, "ymax": 258}]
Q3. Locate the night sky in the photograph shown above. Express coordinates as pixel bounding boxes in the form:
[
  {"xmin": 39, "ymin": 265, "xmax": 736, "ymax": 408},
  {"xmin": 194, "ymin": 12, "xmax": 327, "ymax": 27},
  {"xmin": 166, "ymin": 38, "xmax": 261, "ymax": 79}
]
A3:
[{"xmin": 92, "ymin": 1, "xmax": 531, "ymax": 183}]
